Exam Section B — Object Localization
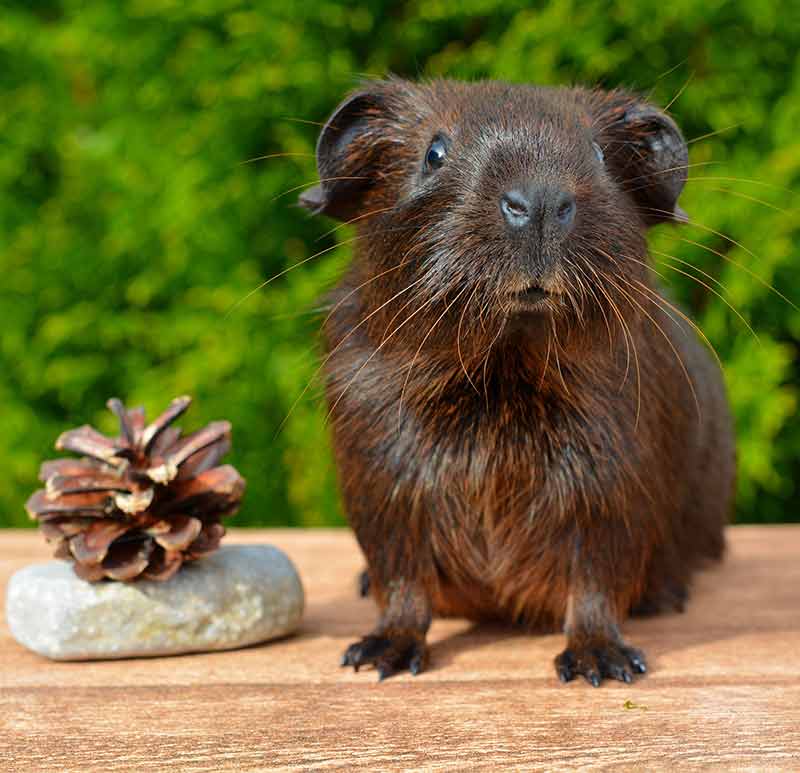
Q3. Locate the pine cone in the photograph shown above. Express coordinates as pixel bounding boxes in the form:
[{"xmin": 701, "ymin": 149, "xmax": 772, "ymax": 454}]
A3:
[{"xmin": 26, "ymin": 396, "xmax": 245, "ymax": 582}]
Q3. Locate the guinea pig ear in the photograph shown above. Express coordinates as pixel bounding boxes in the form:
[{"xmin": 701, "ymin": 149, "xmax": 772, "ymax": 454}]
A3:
[
  {"xmin": 299, "ymin": 91, "xmax": 388, "ymax": 222},
  {"xmin": 597, "ymin": 99, "xmax": 689, "ymax": 226}
]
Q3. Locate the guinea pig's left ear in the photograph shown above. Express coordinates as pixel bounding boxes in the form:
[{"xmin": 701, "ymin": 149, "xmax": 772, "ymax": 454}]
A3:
[
  {"xmin": 594, "ymin": 96, "xmax": 689, "ymax": 226},
  {"xmin": 298, "ymin": 87, "xmax": 394, "ymax": 222}
]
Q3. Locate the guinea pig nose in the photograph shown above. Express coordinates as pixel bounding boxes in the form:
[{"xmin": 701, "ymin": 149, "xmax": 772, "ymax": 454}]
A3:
[
  {"xmin": 555, "ymin": 191, "xmax": 577, "ymax": 229},
  {"xmin": 501, "ymin": 185, "xmax": 577, "ymax": 234},
  {"xmin": 500, "ymin": 189, "xmax": 532, "ymax": 228}
]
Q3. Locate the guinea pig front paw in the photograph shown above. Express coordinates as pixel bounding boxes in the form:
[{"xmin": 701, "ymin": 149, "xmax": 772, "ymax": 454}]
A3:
[
  {"xmin": 340, "ymin": 631, "xmax": 428, "ymax": 681},
  {"xmin": 554, "ymin": 640, "xmax": 647, "ymax": 687}
]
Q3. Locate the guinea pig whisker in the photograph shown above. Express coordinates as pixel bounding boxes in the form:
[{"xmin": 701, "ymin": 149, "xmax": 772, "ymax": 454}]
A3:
[
  {"xmin": 559, "ymin": 255, "xmax": 580, "ymax": 318},
  {"xmin": 576, "ymin": 262, "xmax": 594, "ymax": 320},
  {"xmin": 228, "ymin": 218, "xmax": 424, "ymax": 326},
  {"xmin": 569, "ymin": 253, "xmax": 614, "ymax": 353},
  {"xmin": 326, "ymin": 289, "xmax": 444, "ymax": 425},
  {"xmin": 690, "ymin": 186, "xmax": 790, "ymax": 215},
  {"xmin": 600, "ymin": 276, "xmax": 642, "ymax": 426},
  {"xmin": 270, "ymin": 175, "xmax": 370, "ymax": 203},
  {"xmin": 538, "ymin": 328, "xmax": 553, "ymax": 391},
  {"xmin": 639, "ymin": 210, "xmax": 799, "ymax": 311},
  {"xmin": 647, "ymin": 249, "xmax": 759, "ymax": 343},
  {"xmin": 580, "ymin": 252, "xmax": 636, "ymax": 395},
  {"xmin": 224, "ymin": 234, "xmax": 362, "ymax": 319},
  {"xmin": 329, "ymin": 270, "xmax": 429, "ymax": 354},
  {"xmin": 673, "ymin": 176, "xmax": 798, "ymax": 196},
  {"xmin": 646, "ymin": 57, "xmax": 690, "ymax": 97},
  {"xmin": 616, "ymin": 245, "xmax": 753, "ymax": 343},
  {"xmin": 264, "ymin": 305, "xmax": 332, "ymax": 321},
  {"xmin": 609, "ymin": 273, "xmax": 701, "ymax": 423},
  {"xmin": 280, "ymin": 116, "xmax": 326, "ymax": 128},
  {"xmin": 478, "ymin": 293, "xmax": 489, "ymax": 333},
  {"xmin": 322, "ymin": 260, "xmax": 410, "ymax": 330},
  {"xmin": 398, "ymin": 284, "xmax": 470, "ymax": 429},
  {"xmin": 593, "ymin": 242, "xmax": 725, "ymax": 371},
  {"xmin": 238, "ymin": 151, "xmax": 315, "ymax": 166},
  {"xmin": 568, "ymin": 285, "xmax": 585, "ymax": 328},
  {"xmin": 621, "ymin": 161, "xmax": 719, "ymax": 195},
  {"xmin": 549, "ymin": 318, "xmax": 572, "ymax": 398},
  {"xmin": 622, "ymin": 274, "xmax": 724, "ymax": 373},
  {"xmin": 379, "ymin": 284, "xmax": 431, "ymax": 345},
  {"xmin": 481, "ymin": 318, "xmax": 506, "ymax": 411},
  {"xmin": 457, "ymin": 284, "xmax": 482, "ymax": 395},
  {"xmin": 661, "ymin": 71, "xmax": 695, "ymax": 113},
  {"xmin": 276, "ymin": 268, "xmax": 428, "ymax": 439},
  {"xmin": 316, "ymin": 205, "xmax": 398, "ymax": 241},
  {"xmin": 561, "ymin": 254, "xmax": 590, "ymax": 328},
  {"xmin": 685, "ymin": 124, "xmax": 741, "ymax": 145},
  {"xmin": 594, "ymin": 136, "xmax": 646, "ymax": 168}
]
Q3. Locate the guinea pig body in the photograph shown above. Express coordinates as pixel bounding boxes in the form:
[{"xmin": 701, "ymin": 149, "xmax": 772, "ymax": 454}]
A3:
[{"xmin": 302, "ymin": 78, "xmax": 735, "ymax": 685}]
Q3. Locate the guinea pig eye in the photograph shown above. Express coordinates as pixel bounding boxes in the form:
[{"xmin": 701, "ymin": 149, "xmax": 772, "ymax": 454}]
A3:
[
  {"xmin": 592, "ymin": 141, "xmax": 605, "ymax": 164},
  {"xmin": 424, "ymin": 136, "xmax": 448, "ymax": 172}
]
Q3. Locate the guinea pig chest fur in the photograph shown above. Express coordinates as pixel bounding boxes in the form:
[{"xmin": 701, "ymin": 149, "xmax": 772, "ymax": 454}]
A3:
[{"xmin": 299, "ymin": 78, "xmax": 735, "ymax": 686}]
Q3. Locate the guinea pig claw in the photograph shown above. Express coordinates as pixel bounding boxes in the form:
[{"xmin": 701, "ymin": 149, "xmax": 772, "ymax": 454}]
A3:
[
  {"xmin": 357, "ymin": 569, "xmax": 371, "ymax": 598},
  {"xmin": 626, "ymin": 649, "xmax": 648, "ymax": 674},
  {"xmin": 586, "ymin": 671, "xmax": 602, "ymax": 688},
  {"xmin": 377, "ymin": 665, "xmax": 393, "ymax": 682},
  {"xmin": 341, "ymin": 632, "xmax": 428, "ymax": 680},
  {"xmin": 554, "ymin": 641, "xmax": 647, "ymax": 687}
]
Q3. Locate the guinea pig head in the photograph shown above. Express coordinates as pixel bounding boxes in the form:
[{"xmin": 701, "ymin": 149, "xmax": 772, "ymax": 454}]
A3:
[{"xmin": 300, "ymin": 79, "xmax": 689, "ymax": 355}]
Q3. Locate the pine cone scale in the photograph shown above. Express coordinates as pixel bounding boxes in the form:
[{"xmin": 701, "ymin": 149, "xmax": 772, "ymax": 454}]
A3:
[
  {"xmin": 103, "ymin": 539, "xmax": 154, "ymax": 581},
  {"xmin": 142, "ymin": 548, "xmax": 182, "ymax": 581},
  {"xmin": 150, "ymin": 426, "xmax": 182, "ymax": 457},
  {"xmin": 26, "ymin": 490, "xmax": 111, "ymax": 519},
  {"xmin": 140, "ymin": 395, "xmax": 192, "ymax": 452},
  {"xmin": 107, "ymin": 398, "xmax": 137, "ymax": 446},
  {"xmin": 46, "ymin": 473, "xmax": 131, "ymax": 496},
  {"xmin": 39, "ymin": 516, "xmax": 97, "ymax": 539},
  {"xmin": 159, "ymin": 465, "xmax": 245, "ymax": 518},
  {"xmin": 185, "ymin": 522, "xmax": 225, "ymax": 558},
  {"xmin": 69, "ymin": 520, "xmax": 130, "ymax": 564},
  {"xmin": 55, "ymin": 426, "xmax": 127, "ymax": 468},
  {"xmin": 113, "ymin": 487, "xmax": 155, "ymax": 515},
  {"xmin": 176, "ymin": 437, "xmax": 231, "ymax": 480},
  {"xmin": 74, "ymin": 562, "xmax": 107, "ymax": 582},
  {"xmin": 147, "ymin": 421, "xmax": 232, "ymax": 484},
  {"xmin": 151, "ymin": 515, "xmax": 202, "ymax": 551},
  {"xmin": 39, "ymin": 459, "xmax": 102, "ymax": 481},
  {"xmin": 125, "ymin": 405, "xmax": 146, "ymax": 440}
]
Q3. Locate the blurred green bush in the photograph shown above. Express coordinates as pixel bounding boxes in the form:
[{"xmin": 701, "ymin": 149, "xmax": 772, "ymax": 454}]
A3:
[{"xmin": 1, "ymin": 0, "xmax": 798, "ymax": 527}]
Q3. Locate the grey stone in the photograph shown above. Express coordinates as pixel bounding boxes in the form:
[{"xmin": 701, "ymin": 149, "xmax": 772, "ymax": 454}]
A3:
[{"xmin": 5, "ymin": 544, "xmax": 304, "ymax": 660}]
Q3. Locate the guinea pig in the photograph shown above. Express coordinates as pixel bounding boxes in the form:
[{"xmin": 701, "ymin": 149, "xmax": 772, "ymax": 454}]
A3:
[{"xmin": 299, "ymin": 77, "xmax": 735, "ymax": 685}]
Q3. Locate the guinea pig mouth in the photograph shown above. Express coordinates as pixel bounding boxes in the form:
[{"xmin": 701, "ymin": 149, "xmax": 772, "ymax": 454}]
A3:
[
  {"xmin": 520, "ymin": 286, "xmax": 549, "ymax": 303},
  {"xmin": 511, "ymin": 285, "xmax": 550, "ymax": 309}
]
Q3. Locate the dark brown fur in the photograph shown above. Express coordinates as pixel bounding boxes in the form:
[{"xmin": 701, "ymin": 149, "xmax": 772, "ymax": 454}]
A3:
[{"xmin": 299, "ymin": 78, "xmax": 735, "ymax": 685}]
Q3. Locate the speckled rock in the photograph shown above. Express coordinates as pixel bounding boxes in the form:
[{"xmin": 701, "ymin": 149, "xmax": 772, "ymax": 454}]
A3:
[{"xmin": 5, "ymin": 544, "xmax": 304, "ymax": 660}]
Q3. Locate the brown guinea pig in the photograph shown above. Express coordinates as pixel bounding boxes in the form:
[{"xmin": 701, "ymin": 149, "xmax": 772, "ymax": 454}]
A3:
[{"xmin": 299, "ymin": 78, "xmax": 735, "ymax": 686}]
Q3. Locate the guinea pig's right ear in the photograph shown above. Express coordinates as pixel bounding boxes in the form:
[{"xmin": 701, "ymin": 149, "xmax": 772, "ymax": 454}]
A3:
[
  {"xmin": 299, "ymin": 91, "xmax": 388, "ymax": 222},
  {"xmin": 591, "ymin": 93, "xmax": 689, "ymax": 226}
]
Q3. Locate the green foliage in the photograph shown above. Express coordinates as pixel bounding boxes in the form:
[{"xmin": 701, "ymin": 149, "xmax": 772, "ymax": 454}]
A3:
[{"xmin": 1, "ymin": 0, "xmax": 798, "ymax": 527}]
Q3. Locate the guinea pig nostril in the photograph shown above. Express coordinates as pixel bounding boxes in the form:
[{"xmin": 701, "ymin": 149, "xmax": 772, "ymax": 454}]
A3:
[
  {"xmin": 555, "ymin": 195, "xmax": 576, "ymax": 227},
  {"xmin": 500, "ymin": 190, "xmax": 531, "ymax": 226}
]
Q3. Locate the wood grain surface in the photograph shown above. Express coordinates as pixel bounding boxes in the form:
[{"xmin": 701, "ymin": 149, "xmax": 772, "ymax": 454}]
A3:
[{"xmin": 1, "ymin": 526, "xmax": 798, "ymax": 771}]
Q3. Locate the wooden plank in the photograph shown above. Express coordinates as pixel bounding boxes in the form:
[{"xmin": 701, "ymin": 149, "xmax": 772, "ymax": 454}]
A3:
[{"xmin": 1, "ymin": 527, "xmax": 798, "ymax": 771}]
